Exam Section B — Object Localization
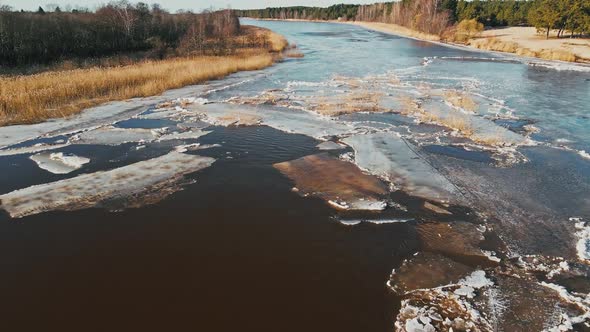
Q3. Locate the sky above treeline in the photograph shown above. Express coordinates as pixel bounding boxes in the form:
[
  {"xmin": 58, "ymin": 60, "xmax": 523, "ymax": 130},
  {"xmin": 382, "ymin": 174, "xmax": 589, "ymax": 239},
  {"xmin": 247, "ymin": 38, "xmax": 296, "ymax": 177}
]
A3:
[{"xmin": 2, "ymin": 0, "xmax": 377, "ymax": 12}]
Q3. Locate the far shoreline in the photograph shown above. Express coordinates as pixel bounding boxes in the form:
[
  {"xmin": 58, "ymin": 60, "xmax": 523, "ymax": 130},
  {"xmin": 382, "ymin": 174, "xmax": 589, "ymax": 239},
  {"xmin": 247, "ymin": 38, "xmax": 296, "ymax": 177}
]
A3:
[{"xmin": 245, "ymin": 18, "xmax": 590, "ymax": 66}]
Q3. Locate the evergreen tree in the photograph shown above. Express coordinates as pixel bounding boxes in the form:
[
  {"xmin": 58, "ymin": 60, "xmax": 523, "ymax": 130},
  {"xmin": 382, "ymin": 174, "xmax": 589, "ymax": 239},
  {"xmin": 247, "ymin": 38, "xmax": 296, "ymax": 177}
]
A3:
[{"xmin": 528, "ymin": 0, "xmax": 561, "ymax": 38}]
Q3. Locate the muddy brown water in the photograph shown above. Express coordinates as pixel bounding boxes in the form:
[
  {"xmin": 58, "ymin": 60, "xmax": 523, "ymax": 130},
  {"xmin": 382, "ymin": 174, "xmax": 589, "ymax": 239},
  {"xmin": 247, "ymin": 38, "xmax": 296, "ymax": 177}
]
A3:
[{"xmin": 0, "ymin": 126, "xmax": 431, "ymax": 331}]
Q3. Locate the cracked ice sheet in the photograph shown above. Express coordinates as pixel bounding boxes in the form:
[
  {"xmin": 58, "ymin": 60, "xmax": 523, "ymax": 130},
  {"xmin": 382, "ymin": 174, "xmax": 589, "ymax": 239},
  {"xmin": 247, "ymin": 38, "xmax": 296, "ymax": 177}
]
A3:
[
  {"xmin": 0, "ymin": 81, "xmax": 224, "ymax": 149},
  {"xmin": 0, "ymin": 151, "xmax": 215, "ymax": 218},
  {"xmin": 342, "ymin": 132, "xmax": 462, "ymax": 203},
  {"xmin": 70, "ymin": 126, "xmax": 161, "ymax": 145},
  {"xmin": 187, "ymin": 103, "xmax": 354, "ymax": 139},
  {"xmin": 421, "ymin": 98, "xmax": 529, "ymax": 146}
]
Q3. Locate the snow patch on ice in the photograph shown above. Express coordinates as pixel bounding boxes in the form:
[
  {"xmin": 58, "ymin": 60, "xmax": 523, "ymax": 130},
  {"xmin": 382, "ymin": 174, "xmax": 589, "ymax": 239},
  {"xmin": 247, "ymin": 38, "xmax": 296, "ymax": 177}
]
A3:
[
  {"xmin": 174, "ymin": 97, "xmax": 209, "ymax": 105},
  {"xmin": 454, "ymin": 270, "xmax": 494, "ymax": 299},
  {"xmin": 573, "ymin": 218, "xmax": 590, "ymax": 263},
  {"xmin": 482, "ymin": 250, "xmax": 501, "ymax": 263},
  {"xmin": 540, "ymin": 282, "xmax": 590, "ymax": 330}
]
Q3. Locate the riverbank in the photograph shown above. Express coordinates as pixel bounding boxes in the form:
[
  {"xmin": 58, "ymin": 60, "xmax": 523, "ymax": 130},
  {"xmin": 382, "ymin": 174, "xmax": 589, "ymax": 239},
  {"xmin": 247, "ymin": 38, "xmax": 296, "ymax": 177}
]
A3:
[
  {"xmin": 0, "ymin": 27, "xmax": 287, "ymax": 126},
  {"xmin": 251, "ymin": 18, "xmax": 590, "ymax": 64},
  {"xmin": 350, "ymin": 22, "xmax": 590, "ymax": 63},
  {"xmin": 348, "ymin": 21, "xmax": 441, "ymax": 42},
  {"xmin": 470, "ymin": 26, "xmax": 590, "ymax": 63}
]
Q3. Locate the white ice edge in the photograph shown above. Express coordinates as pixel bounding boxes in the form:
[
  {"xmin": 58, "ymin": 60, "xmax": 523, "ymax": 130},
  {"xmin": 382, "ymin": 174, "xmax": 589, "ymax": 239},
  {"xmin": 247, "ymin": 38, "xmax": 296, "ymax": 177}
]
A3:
[
  {"xmin": 0, "ymin": 151, "xmax": 215, "ymax": 218},
  {"xmin": 338, "ymin": 218, "xmax": 412, "ymax": 226},
  {"xmin": 573, "ymin": 218, "xmax": 590, "ymax": 263},
  {"xmin": 540, "ymin": 281, "xmax": 590, "ymax": 330}
]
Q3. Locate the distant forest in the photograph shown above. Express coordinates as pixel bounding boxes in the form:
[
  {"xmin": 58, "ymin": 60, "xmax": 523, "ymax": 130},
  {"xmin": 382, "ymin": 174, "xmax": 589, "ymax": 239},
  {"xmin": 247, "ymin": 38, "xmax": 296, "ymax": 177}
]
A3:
[
  {"xmin": 0, "ymin": 3, "xmax": 250, "ymax": 67},
  {"xmin": 237, "ymin": 0, "xmax": 590, "ymax": 37}
]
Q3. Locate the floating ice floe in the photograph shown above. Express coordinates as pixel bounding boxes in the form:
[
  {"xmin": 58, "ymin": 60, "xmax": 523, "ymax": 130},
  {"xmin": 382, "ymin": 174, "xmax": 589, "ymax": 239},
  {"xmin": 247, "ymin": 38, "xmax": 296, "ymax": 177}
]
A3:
[
  {"xmin": 0, "ymin": 143, "xmax": 70, "ymax": 156},
  {"xmin": 30, "ymin": 152, "xmax": 90, "ymax": 174},
  {"xmin": 274, "ymin": 153, "xmax": 388, "ymax": 211},
  {"xmin": 337, "ymin": 218, "xmax": 412, "ymax": 226},
  {"xmin": 0, "ymin": 151, "xmax": 215, "ymax": 218},
  {"xmin": 188, "ymin": 103, "xmax": 354, "ymax": 140},
  {"xmin": 416, "ymin": 221, "xmax": 487, "ymax": 258},
  {"xmin": 70, "ymin": 126, "xmax": 161, "ymax": 145},
  {"xmin": 453, "ymin": 270, "xmax": 494, "ymax": 299},
  {"xmin": 157, "ymin": 130, "xmax": 211, "ymax": 141},
  {"xmin": 137, "ymin": 109, "xmax": 187, "ymax": 120},
  {"xmin": 388, "ymin": 252, "xmax": 473, "ymax": 294},
  {"xmin": 174, "ymin": 97, "xmax": 209, "ymax": 105},
  {"xmin": 394, "ymin": 270, "xmax": 495, "ymax": 332},
  {"xmin": 481, "ymin": 250, "xmax": 501, "ymax": 263},
  {"xmin": 174, "ymin": 143, "xmax": 220, "ymax": 153},
  {"xmin": 342, "ymin": 132, "xmax": 462, "ymax": 203}
]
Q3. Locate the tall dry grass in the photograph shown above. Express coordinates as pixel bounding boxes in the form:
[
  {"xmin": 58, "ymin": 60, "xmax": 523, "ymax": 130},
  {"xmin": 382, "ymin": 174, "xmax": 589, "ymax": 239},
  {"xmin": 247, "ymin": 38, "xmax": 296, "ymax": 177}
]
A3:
[
  {"xmin": 443, "ymin": 90, "xmax": 477, "ymax": 112},
  {"xmin": 0, "ymin": 54, "xmax": 272, "ymax": 125},
  {"xmin": 0, "ymin": 29, "xmax": 287, "ymax": 126},
  {"xmin": 469, "ymin": 37, "xmax": 578, "ymax": 62}
]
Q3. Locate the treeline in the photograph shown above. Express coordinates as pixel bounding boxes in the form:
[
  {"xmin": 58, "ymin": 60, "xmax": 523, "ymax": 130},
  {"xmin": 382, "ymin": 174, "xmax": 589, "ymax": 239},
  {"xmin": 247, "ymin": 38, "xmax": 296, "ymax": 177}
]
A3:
[
  {"xmin": 0, "ymin": 2, "xmax": 245, "ymax": 67},
  {"xmin": 237, "ymin": 0, "xmax": 590, "ymax": 38},
  {"xmin": 236, "ymin": 4, "xmax": 359, "ymax": 21},
  {"xmin": 355, "ymin": 0, "xmax": 457, "ymax": 35},
  {"xmin": 528, "ymin": 0, "xmax": 590, "ymax": 38},
  {"xmin": 455, "ymin": 0, "xmax": 535, "ymax": 26}
]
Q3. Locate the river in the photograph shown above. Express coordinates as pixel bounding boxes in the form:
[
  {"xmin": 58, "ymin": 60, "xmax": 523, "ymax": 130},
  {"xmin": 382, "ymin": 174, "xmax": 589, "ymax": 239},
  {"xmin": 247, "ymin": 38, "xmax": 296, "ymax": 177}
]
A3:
[{"xmin": 0, "ymin": 19, "xmax": 589, "ymax": 331}]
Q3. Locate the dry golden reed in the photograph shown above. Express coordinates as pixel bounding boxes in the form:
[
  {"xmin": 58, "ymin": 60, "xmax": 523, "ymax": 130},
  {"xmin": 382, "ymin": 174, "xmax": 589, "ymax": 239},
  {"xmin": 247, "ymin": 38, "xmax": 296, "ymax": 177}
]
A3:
[
  {"xmin": 469, "ymin": 37, "xmax": 578, "ymax": 62},
  {"xmin": 0, "ymin": 30, "xmax": 288, "ymax": 126},
  {"xmin": 443, "ymin": 90, "xmax": 477, "ymax": 112}
]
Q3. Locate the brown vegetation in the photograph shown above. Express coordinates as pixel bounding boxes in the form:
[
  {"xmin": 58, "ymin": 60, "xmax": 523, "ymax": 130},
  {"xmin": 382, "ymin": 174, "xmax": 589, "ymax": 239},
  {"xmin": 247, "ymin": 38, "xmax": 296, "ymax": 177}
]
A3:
[
  {"xmin": 0, "ymin": 27, "xmax": 287, "ymax": 126},
  {"xmin": 468, "ymin": 37, "xmax": 579, "ymax": 62},
  {"xmin": 355, "ymin": 0, "xmax": 452, "ymax": 36},
  {"xmin": 0, "ymin": 7, "xmax": 244, "ymax": 67},
  {"xmin": 444, "ymin": 19, "xmax": 484, "ymax": 43},
  {"xmin": 441, "ymin": 116, "xmax": 475, "ymax": 136},
  {"xmin": 313, "ymin": 90, "xmax": 383, "ymax": 116},
  {"xmin": 443, "ymin": 90, "xmax": 477, "ymax": 112}
]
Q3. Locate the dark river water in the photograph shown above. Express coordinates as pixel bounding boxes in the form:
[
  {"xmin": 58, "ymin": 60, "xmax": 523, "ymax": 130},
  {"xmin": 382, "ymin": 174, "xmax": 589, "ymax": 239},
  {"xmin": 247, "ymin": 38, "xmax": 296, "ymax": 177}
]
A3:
[
  {"xmin": 0, "ymin": 127, "xmax": 416, "ymax": 331},
  {"xmin": 1, "ymin": 20, "xmax": 590, "ymax": 331}
]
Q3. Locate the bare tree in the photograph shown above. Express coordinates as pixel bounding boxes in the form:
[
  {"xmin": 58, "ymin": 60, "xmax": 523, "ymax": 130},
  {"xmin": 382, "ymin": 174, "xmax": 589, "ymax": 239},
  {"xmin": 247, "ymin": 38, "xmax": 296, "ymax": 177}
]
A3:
[
  {"xmin": 0, "ymin": 1, "xmax": 12, "ymax": 12},
  {"xmin": 111, "ymin": 0, "xmax": 137, "ymax": 38},
  {"xmin": 45, "ymin": 3, "xmax": 60, "ymax": 12}
]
